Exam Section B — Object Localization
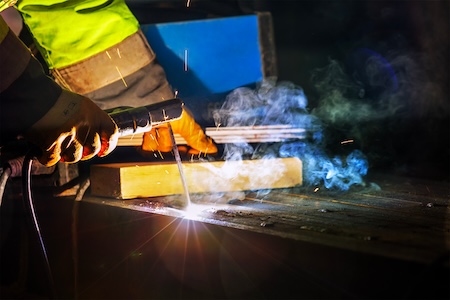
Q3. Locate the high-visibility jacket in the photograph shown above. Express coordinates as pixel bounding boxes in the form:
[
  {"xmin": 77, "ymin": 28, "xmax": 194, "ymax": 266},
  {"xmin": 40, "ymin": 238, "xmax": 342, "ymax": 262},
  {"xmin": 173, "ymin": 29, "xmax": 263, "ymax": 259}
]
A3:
[{"xmin": 2, "ymin": 0, "xmax": 139, "ymax": 69}]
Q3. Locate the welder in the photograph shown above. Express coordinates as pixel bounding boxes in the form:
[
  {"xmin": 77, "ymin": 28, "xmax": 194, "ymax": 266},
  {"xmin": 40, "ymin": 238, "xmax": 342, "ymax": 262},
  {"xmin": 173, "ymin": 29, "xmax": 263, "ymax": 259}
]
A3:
[
  {"xmin": 0, "ymin": 13, "xmax": 120, "ymax": 166},
  {"xmin": 0, "ymin": 0, "xmax": 217, "ymax": 166}
]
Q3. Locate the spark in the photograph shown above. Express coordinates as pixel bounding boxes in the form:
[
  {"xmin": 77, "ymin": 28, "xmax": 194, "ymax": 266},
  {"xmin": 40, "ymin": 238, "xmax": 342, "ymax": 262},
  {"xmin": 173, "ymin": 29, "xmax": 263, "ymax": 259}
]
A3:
[
  {"xmin": 314, "ymin": 187, "xmax": 320, "ymax": 193},
  {"xmin": 157, "ymin": 150, "xmax": 164, "ymax": 160},
  {"xmin": 162, "ymin": 109, "xmax": 169, "ymax": 120},
  {"xmin": 340, "ymin": 139, "xmax": 354, "ymax": 145},
  {"xmin": 106, "ymin": 50, "xmax": 126, "ymax": 86},
  {"xmin": 186, "ymin": 0, "xmax": 191, "ymax": 8},
  {"xmin": 184, "ymin": 49, "xmax": 189, "ymax": 72},
  {"xmin": 115, "ymin": 66, "xmax": 128, "ymax": 87},
  {"xmin": 150, "ymin": 133, "xmax": 164, "ymax": 159}
]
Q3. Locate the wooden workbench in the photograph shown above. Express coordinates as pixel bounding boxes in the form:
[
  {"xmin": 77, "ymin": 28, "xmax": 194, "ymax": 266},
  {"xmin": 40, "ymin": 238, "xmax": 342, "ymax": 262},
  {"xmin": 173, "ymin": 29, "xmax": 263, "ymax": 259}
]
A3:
[
  {"xmin": 83, "ymin": 171, "xmax": 449, "ymax": 266},
  {"xmin": 1, "ymin": 171, "xmax": 448, "ymax": 299}
]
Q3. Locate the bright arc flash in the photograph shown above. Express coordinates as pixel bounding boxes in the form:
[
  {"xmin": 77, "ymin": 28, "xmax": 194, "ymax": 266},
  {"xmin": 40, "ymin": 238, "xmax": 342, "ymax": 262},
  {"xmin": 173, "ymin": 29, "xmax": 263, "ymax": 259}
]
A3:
[{"xmin": 181, "ymin": 203, "xmax": 207, "ymax": 221}]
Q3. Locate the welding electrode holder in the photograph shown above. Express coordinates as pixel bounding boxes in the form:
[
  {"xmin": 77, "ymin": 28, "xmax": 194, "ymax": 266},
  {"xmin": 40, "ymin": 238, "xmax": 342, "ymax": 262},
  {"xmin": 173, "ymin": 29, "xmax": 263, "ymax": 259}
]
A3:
[{"xmin": 108, "ymin": 98, "xmax": 183, "ymax": 137}]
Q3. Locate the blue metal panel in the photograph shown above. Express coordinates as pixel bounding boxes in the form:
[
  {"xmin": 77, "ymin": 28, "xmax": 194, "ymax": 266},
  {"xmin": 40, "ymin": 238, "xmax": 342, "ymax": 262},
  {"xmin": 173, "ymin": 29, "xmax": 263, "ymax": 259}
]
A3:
[{"xmin": 141, "ymin": 15, "xmax": 263, "ymax": 99}]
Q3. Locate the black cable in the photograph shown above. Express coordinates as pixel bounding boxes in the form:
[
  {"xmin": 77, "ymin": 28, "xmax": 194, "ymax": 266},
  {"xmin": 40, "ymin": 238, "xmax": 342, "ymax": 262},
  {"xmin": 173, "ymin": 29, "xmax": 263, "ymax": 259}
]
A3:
[
  {"xmin": 21, "ymin": 152, "xmax": 57, "ymax": 299},
  {"xmin": 0, "ymin": 167, "xmax": 12, "ymax": 207}
]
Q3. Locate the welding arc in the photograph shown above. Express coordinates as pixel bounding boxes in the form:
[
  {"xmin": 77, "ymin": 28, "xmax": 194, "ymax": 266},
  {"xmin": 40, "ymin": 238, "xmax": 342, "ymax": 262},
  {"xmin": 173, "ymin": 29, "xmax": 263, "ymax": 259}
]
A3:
[{"xmin": 22, "ymin": 152, "xmax": 57, "ymax": 299}]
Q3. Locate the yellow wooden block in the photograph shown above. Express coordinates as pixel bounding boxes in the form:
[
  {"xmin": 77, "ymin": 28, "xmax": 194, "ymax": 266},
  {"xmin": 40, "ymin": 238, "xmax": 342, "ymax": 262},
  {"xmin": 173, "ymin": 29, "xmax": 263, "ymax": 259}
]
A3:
[{"xmin": 90, "ymin": 158, "xmax": 302, "ymax": 199}]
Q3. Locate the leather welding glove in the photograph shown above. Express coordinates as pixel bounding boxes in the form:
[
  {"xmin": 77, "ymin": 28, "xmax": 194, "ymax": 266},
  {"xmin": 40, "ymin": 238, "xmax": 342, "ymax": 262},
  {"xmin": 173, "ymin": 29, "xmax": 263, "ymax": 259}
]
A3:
[
  {"xmin": 142, "ymin": 108, "xmax": 217, "ymax": 156},
  {"xmin": 24, "ymin": 90, "xmax": 119, "ymax": 167}
]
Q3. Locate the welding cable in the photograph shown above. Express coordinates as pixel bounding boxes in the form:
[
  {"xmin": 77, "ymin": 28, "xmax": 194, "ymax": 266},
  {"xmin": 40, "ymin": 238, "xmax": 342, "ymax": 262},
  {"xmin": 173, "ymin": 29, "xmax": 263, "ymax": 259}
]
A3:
[
  {"xmin": 75, "ymin": 177, "xmax": 91, "ymax": 201},
  {"xmin": 0, "ymin": 156, "xmax": 55, "ymax": 208},
  {"xmin": 0, "ymin": 167, "xmax": 12, "ymax": 207},
  {"xmin": 21, "ymin": 152, "xmax": 57, "ymax": 299}
]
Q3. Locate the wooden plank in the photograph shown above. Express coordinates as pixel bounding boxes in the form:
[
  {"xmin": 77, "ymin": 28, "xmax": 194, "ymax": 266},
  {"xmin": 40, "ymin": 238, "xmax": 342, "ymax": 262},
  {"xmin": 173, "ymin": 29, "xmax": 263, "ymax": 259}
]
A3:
[
  {"xmin": 117, "ymin": 133, "xmax": 186, "ymax": 147},
  {"xmin": 90, "ymin": 157, "xmax": 302, "ymax": 199},
  {"xmin": 117, "ymin": 125, "xmax": 306, "ymax": 146}
]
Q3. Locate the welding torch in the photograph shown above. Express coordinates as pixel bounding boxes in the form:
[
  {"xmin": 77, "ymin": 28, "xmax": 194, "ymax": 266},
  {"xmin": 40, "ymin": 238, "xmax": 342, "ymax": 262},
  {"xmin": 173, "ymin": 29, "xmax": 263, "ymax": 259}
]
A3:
[
  {"xmin": 108, "ymin": 98, "xmax": 183, "ymax": 137},
  {"xmin": 0, "ymin": 98, "xmax": 184, "ymax": 181},
  {"xmin": 108, "ymin": 97, "xmax": 191, "ymax": 206}
]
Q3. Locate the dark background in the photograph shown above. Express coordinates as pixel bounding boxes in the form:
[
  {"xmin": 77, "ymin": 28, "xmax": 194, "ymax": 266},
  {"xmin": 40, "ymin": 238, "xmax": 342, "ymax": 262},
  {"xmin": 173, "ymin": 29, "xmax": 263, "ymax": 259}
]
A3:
[
  {"xmin": 127, "ymin": 0, "xmax": 449, "ymax": 181},
  {"xmin": 1, "ymin": 2, "xmax": 448, "ymax": 299}
]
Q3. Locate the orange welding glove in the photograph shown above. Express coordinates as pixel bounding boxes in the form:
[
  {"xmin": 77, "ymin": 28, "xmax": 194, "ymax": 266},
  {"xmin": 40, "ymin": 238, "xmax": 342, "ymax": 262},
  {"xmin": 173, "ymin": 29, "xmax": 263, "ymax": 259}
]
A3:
[
  {"xmin": 24, "ymin": 90, "xmax": 119, "ymax": 167},
  {"xmin": 142, "ymin": 108, "xmax": 217, "ymax": 156}
]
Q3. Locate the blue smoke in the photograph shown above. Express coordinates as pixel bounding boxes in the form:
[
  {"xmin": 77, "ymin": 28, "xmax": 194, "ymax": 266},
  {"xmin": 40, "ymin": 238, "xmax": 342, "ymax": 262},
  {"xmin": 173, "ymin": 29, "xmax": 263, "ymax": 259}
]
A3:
[
  {"xmin": 214, "ymin": 79, "xmax": 369, "ymax": 191},
  {"xmin": 279, "ymin": 142, "xmax": 368, "ymax": 190}
]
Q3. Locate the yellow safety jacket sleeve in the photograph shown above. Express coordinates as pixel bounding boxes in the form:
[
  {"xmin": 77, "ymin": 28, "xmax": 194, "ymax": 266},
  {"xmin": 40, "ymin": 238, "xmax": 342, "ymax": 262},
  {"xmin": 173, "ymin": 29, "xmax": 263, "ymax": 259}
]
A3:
[{"xmin": 15, "ymin": 0, "xmax": 139, "ymax": 69}]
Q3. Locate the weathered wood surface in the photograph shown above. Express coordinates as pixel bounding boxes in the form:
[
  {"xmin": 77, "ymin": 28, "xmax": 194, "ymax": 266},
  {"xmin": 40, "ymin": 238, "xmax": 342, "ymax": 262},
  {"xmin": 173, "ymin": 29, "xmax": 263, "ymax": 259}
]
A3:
[
  {"xmin": 90, "ymin": 158, "xmax": 302, "ymax": 199},
  {"xmin": 84, "ymin": 172, "xmax": 449, "ymax": 265}
]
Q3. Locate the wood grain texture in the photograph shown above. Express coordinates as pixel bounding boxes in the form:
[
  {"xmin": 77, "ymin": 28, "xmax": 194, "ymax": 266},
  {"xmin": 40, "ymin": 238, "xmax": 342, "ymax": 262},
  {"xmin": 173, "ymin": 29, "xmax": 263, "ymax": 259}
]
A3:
[
  {"xmin": 117, "ymin": 125, "xmax": 307, "ymax": 146},
  {"xmin": 90, "ymin": 158, "xmax": 302, "ymax": 199}
]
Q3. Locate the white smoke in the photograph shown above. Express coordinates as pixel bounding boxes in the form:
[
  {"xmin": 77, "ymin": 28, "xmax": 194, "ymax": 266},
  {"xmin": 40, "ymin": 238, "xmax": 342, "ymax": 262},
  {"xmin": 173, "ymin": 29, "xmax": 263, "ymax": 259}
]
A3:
[{"xmin": 212, "ymin": 78, "xmax": 368, "ymax": 191}]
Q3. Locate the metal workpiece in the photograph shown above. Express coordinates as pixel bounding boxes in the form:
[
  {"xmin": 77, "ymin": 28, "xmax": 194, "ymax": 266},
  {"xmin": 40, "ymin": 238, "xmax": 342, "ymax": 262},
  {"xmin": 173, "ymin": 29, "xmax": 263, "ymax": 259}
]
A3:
[{"xmin": 108, "ymin": 98, "xmax": 183, "ymax": 137}]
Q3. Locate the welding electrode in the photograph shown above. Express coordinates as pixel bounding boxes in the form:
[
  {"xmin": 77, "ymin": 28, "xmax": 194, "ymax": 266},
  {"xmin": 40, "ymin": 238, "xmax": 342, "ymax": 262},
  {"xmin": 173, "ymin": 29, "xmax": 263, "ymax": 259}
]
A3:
[{"xmin": 108, "ymin": 98, "xmax": 183, "ymax": 137}]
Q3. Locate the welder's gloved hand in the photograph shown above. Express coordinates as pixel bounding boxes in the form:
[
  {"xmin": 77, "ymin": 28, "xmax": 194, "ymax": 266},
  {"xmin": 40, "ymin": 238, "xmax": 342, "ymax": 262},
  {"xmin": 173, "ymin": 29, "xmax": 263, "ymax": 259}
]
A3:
[
  {"xmin": 142, "ymin": 108, "xmax": 217, "ymax": 157},
  {"xmin": 24, "ymin": 90, "xmax": 119, "ymax": 167}
]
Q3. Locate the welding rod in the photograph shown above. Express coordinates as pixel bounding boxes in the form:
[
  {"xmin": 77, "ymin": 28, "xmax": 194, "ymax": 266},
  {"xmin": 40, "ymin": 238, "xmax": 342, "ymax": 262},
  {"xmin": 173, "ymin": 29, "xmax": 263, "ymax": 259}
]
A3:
[{"xmin": 108, "ymin": 98, "xmax": 183, "ymax": 137}]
